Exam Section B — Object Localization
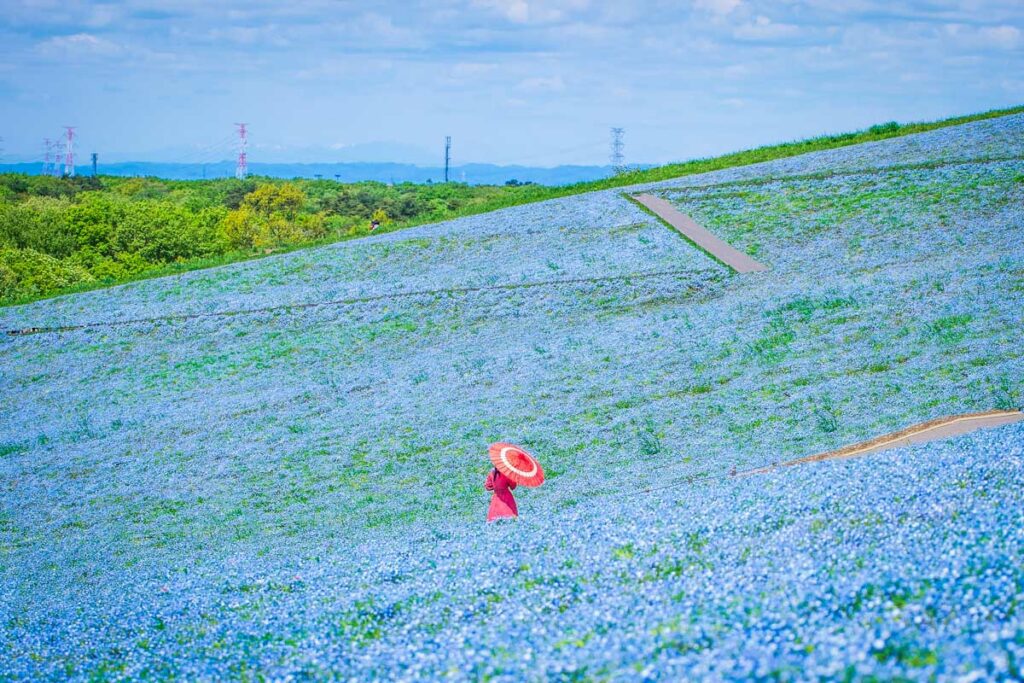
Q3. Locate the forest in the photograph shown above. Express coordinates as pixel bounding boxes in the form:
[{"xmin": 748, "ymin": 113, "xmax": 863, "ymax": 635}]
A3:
[{"xmin": 0, "ymin": 174, "xmax": 538, "ymax": 304}]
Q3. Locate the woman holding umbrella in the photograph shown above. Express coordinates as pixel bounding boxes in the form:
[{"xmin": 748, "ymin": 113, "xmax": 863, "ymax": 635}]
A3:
[
  {"xmin": 484, "ymin": 467, "xmax": 518, "ymax": 522},
  {"xmin": 485, "ymin": 443, "xmax": 545, "ymax": 523}
]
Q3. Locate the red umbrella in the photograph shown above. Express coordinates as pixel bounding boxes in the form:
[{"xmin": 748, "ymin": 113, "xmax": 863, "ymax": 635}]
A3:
[{"xmin": 488, "ymin": 442, "xmax": 545, "ymax": 487}]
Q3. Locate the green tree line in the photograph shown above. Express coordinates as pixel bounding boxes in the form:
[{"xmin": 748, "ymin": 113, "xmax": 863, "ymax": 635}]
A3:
[{"xmin": 0, "ymin": 174, "xmax": 526, "ymax": 304}]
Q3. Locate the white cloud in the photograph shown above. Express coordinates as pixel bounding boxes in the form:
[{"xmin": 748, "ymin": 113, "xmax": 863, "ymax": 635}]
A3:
[
  {"xmin": 292, "ymin": 58, "xmax": 394, "ymax": 82},
  {"xmin": 36, "ymin": 33, "xmax": 123, "ymax": 57},
  {"xmin": 733, "ymin": 15, "xmax": 800, "ymax": 41},
  {"xmin": 517, "ymin": 75, "xmax": 565, "ymax": 91},
  {"xmin": 443, "ymin": 62, "xmax": 500, "ymax": 87},
  {"xmin": 84, "ymin": 4, "xmax": 121, "ymax": 28},
  {"xmin": 840, "ymin": 23, "xmax": 918, "ymax": 51},
  {"xmin": 451, "ymin": 62, "xmax": 498, "ymax": 78},
  {"xmin": 688, "ymin": 36, "xmax": 723, "ymax": 53},
  {"xmin": 942, "ymin": 22, "xmax": 1023, "ymax": 51},
  {"xmin": 353, "ymin": 13, "xmax": 421, "ymax": 44},
  {"xmin": 694, "ymin": 0, "xmax": 743, "ymax": 16},
  {"xmin": 978, "ymin": 25, "xmax": 1022, "ymax": 50},
  {"xmin": 721, "ymin": 96, "xmax": 748, "ymax": 107},
  {"xmin": 206, "ymin": 26, "xmax": 289, "ymax": 47},
  {"xmin": 721, "ymin": 63, "xmax": 751, "ymax": 79},
  {"xmin": 558, "ymin": 21, "xmax": 612, "ymax": 41},
  {"xmin": 471, "ymin": 0, "xmax": 591, "ymax": 24},
  {"xmin": 478, "ymin": 0, "xmax": 530, "ymax": 23},
  {"xmin": 999, "ymin": 76, "xmax": 1024, "ymax": 94},
  {"xmin": 943, "ymin": 54, "xmax": 983, "ymax": 66}
]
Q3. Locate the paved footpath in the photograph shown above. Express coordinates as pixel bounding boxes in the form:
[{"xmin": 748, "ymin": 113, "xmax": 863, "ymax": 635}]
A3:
[
  {"xmin": 740, "ymin": 409, "xmax": 1024, "ymax": 475},
  {"xmin": 633, "ymin": 193, "xmax": 768, "ymax": 274}
]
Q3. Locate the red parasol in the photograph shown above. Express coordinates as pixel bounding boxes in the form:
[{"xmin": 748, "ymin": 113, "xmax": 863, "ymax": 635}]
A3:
[{"xmin": 488, "ymin": 442, "xmax": 545, "ymax": 487}]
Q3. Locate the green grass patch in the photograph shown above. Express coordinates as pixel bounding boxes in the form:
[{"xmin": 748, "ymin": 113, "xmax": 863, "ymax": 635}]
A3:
[
  {"xmin": 747, "ymin": 329, "xmax": 796, "ymax": 364},
  {"xmin": 0, "ymin": 441, "xmax": 29, "ymax": 458},
  {"xmin": 769, "ymin": 296, "xmax": 858, "ymax": 322},
  {"xmin": 924, "ymin": 314, "xmax": 973, "ymax": 345}
]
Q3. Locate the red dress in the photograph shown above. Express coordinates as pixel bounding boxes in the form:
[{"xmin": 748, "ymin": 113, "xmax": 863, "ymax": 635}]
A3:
[{"xmin": 485, "ymin": 470, "xmax": 518, "ymax": 522}]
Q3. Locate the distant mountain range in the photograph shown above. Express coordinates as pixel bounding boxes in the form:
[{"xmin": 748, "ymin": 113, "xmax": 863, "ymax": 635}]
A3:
[{"xmin": 0, "ymin": 161, "xmax": 642, "ymax": 186}]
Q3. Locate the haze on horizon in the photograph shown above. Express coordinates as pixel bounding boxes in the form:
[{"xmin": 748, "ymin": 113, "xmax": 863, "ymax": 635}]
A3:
[{"xmin": 1, "ymin": 0, "xmax": 1022, "ymax": 168}]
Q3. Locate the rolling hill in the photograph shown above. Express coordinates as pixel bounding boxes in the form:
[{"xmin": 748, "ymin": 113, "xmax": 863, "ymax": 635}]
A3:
[{"xmin": 2, "ymin": 113, "xmax": 1023, "ymax": 679}]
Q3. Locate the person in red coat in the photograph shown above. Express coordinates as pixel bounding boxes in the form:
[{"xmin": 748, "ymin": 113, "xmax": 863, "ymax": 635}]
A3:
[{"xmin": 485, "ymin": 467, "xmax": 518, "ymax": 522}]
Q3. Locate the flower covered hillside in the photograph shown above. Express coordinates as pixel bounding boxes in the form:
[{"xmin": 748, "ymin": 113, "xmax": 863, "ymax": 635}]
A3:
[{"xmin": 2, "ymin": 113, "xmax": 1023, "ymax": 680}]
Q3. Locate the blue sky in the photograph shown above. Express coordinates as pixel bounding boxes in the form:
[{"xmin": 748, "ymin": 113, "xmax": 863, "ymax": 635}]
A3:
[{"xmin": 1, "ymin": 0, "xmax": 1022, "ymax": 166}]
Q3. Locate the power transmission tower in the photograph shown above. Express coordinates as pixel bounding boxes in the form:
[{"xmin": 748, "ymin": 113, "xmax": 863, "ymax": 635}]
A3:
[
  {"xmin": 50, "ymin": 139, "xmax": 62, "ymax": 176},
  {"xmin": 91, "ymin": 152, "xmax": 98, "ymax": 177},
  {"xmin": 610, "ymin": 127, "xmax": 625, "ymax": 174},
  {"xmin": 235, "ymin": 123, "xmax": 248, "ymax": 179},
  {"xmin": 63, "ymin": 126, "xmax": 76, "ymax": 177},
  {"xmin": 45, "ymin": 139, "xmax": 61, "ymax": 176},
  {"xmin": 444, "ymin": 136, "xmax": 451, "ymax": 183}
]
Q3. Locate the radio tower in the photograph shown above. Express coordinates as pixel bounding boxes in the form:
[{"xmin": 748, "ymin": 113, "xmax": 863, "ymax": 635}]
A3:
[
  {"xmin": 63, "ymin": 126, "xmax": 76, "ymax": 177},
  {"xmin": 235, "ymin": 123, "xmax": 248, "ymax": 179},
  {"xmin": 610, "ymin": 127, "xmax": 625, "ymax": 174}
]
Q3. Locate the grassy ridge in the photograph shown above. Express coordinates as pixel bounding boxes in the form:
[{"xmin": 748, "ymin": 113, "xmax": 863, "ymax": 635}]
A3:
[
  {"xmin": 442, "ymin": 104, "xmax": 1024, "ymax": 209},
  {"xmin": 2, "ymin": 103, "xmax": 1020, "ymax": 308}
]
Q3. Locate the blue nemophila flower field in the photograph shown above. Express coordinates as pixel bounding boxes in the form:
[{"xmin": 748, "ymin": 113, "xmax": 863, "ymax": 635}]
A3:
[{"xmin": 1, "ymin": 114, "xmax": 1023, "ymax": 680}]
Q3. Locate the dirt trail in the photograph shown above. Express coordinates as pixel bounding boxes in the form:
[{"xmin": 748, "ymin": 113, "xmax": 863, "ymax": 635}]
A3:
[
  {"xmin": 632, "ymin": 193, "xmax": 768, "ymax": 273},
  {"xmin": 738, "ymin": 409, "xmax": 1024, "ymax": 476}
]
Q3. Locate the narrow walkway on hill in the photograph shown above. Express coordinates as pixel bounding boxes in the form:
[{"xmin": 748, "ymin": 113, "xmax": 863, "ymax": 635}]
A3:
[
  {"xmin": 619, "ymin": 409, "xmax": 1024, "ymax": 498},
  {"xmin": 737, "ymin": 409, "xmax": 1024, "ymax": 476},
  {"xmin": 632, "ymin": 193, "xmax": 768, "ymax": 274}
]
